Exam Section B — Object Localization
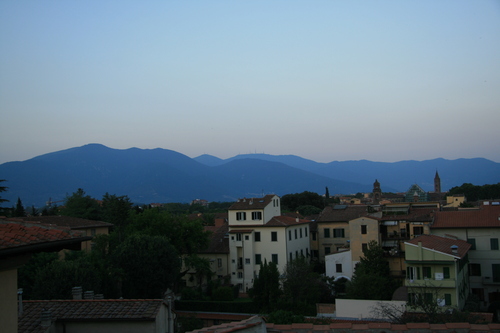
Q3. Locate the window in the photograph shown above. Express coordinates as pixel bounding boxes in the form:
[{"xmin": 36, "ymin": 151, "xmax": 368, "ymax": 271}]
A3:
[
  {"xmin": 299, "ymin": 228, "xmax": 303, "ymax": 238},
  {"xmin": 361, "ymin": 225, "xmax": 367, "ymax": 234},
  {"xmin": 272, "ymin": 254, "xmax": 278, "ymax": 264},
  {"xmin": 300, "ymin": 249, "xmax": 303, "ymax": 256},
  {"xmin": 333, "ymin": 228, "xmax": 345, "ymax": 238},
  {"xmin": 362, "ymin": 243, "xmax": 368, "ymax": 253},
  {"xmin": 91, "ymin": 228, "xmax": 96, "ymax": 236},
  {"xmin": 413, "ymin": 226, "xmax": 423, "ymax": 236},
  {"xmin": 252, "ymin": 211, "xmax": 262, "ymax": 220},
  {"xmin": 289, "ymin": 253, "xmax": 293, "ymax": 261},
  {"xmin": 467, "ymin": 238, "xmax": 476, "ymax": 250},
  {"xmin": 444, "ymin": 293, "xmax": 452, "ymax": 306},
  {"xmin": 305, "ymin": 227, "xmax": 308, "ymax": 237},
  {"xmin": 306, "ymin": 248, "xmax": 309, "ymax": 257},
  {"xmin": 245, "ymin": 258, "xmax": 250, "ymax": 264},
  {"xmin": 443, "ymin": 267, "xmax": 450, "ymax": 279},
  {"xmin": 325, "ymin": 246, "xmax": 331, "ymax": 255},
  {"xmin": 336, "ymin": 264, "xmax": 342, "ymax": 273},
  {"xmin": 237, "ymin": 272, "xmax": 243, "ymax": 279},
  {"xmin": 271, "ymin": 231, "xmax": 278, "ymax": 242},
  {"xmin": 491, "ymin": 238, "xmax": 499, "ymax": 250},
  {"xmin": 236, "ymin": 212, "xmax": 246, "ymax": 221},
  {"xmin": 254, "ymin": 232, "xmax": 261, "ymax": 242},
  {"xmin": 469, "ymin": 263, "xmax": 481, "ymax": 276},
  {"xmin": 245, "ymin": 235, "xmax": 249, "ymax": 240},
  {"xmin": 218, "ymin": 258, "xmax": 222, "ymax": 268},
  {"xmin": 493, "ymin": 264, "xmax": 500, "ymax": 283},
  {"xmin": 236, "ymin": 233, "xmax": 242, "ymax": 241},
  {"xmin": 255, "ymin": 254, "xmax": 262, "ymax": 265},
  {"xmin": 288, "ymin": 230, "xmax": 292, "ymax": 241},
  {"xmin": 295, "ymin": 250, "xmax": 298, "ymax": 258},
  {"xmin": 312, "ymin": 232, "xmax": 316, "ymax": 241},
  {"xmin": 295, "ymin": 229, "xmax": 298, "ymax": 239},
  {"xmin": 324, "ymin": 228, "xmax": 330, "ymax": 238},
  {"xmin": 423, "ymin": 267, "xmax": 431, "ymax": 279},
  {"xmin": 407, "ymin": 266, "xmax": 421, "ymax": 280}
]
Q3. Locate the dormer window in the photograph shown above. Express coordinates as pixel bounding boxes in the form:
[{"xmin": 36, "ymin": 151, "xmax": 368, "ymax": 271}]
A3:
[
  {"xmin": 252, "ymin": 211, "xmax": 262, "ymax": 220},
  {"xmin": 236, "ymin": 212, "xmax": 246, "ymax": 221}
]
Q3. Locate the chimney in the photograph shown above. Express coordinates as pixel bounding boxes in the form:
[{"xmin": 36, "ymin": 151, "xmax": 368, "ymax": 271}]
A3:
[
  {"xmin": 94, "ymin": 294, "xmax": 104, "ymax": 300},
  {"xmin": 296, "ymin": 217, "xmax": 299, "ymax": 223},
  {"xmin": 72, "ymin": 286, "xmax": 83, "ymax": 300},
  {"xmin": 41, "ymin": 310, "xmax": 51, "ymax": 328},
  {"xmin": 18, "ymin": 288, "xmax": 23, "ymax": 317},
  {"xmin": 84, "ymin": 291, "xmax": 94, "ymax": 300},
  {"xmin": 451, "ymin": 245, "xmax": 458, "ymax": 254}
]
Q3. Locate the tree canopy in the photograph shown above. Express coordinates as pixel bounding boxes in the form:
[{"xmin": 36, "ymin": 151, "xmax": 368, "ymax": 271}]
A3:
[
  {"xmin": 346, "ymin": 240, "xmax": 398, "ymax": 300},
  {"xmin": 448, "ymin": 183, "xmax": 500, "ymax": 202},
  {"xmin": 281, "ymin": 191, "xmax": 325, "ymax": 213}
]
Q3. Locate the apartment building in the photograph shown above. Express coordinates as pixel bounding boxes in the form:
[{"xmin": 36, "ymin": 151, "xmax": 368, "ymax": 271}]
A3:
[{"xmin": 227, "ymin": 195, "xmax": 311, "ymax": 291}]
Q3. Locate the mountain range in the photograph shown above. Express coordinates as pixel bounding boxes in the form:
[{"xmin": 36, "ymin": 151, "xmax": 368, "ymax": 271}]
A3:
[{"xmin": 0, "ymin": 144, "xmax": 499, "ymax": 207}]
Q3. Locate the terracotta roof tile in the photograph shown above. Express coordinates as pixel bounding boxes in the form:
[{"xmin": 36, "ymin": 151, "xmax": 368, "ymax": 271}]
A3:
[
  {"xmin": 406, "ymin": 234, "xmax": 471, "ymax": 258},
  {"xmin": 432, "ymin": 205, "xmax": 500, "ymax": 229},
  {"xmin": 265, "ymin": 216, "xmax": 311, "ymax": 227},
  {"xmin": 228, "ymin": 195, "xmax": 276, "ymax": 210},
  {"xmin": 0, "ymin": 221, "xmax": 88, "ymax": 252},
  {"xmin": 19, "ymin": 299, "xmax": 165, "ymax": 332},
  {"xmin": 5, "ymin": 215, "xmax": 113, "ymax": 229},
  {"xmin": 201, "ymin": 222, "xmax": 229, "ymax": 254},
  {"xmin": 316, "ymin": 205, "xmax": 370, "ymax": 222}
]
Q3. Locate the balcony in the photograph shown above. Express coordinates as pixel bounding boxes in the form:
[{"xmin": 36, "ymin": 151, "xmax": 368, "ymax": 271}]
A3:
[
  {"xmin": 405, "ymin": 278, "xmax": 457, "ymax": 289},
  {"xmin": 483, "ymin": 277, "xmax": 500, "ymax": 285},
  {"xmin": 381, "ymin": 232, "xmax": 410, "ymax": 241}
]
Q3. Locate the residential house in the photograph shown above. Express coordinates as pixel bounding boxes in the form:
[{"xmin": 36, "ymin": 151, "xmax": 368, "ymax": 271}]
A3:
[
  {"xmin": 4, "ymin": 216, "xmax": 113, "ymax": 252},
  {"xmin": 404, "ymin": 234, "xmax": 471, "ymax": 311},
  {"xmin": 227, "ymin": 195, "xmax": 311, "ymax": 291},
  {"xmin": 19, "ymin": 298, "xmax": 174, "ymax": 333},
  {"xmin": 430, "ymin": 201, "xmax": 500, "ymax": 310},
  {"xmin": 0, "ymin": 220, "xmax": 91, "ymax": 333}
]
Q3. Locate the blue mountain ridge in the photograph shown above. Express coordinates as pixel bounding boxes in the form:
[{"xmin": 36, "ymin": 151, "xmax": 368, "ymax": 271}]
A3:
[{"xmin": 1, "ymin": 144, "xmax": 499, "ymax": 206}]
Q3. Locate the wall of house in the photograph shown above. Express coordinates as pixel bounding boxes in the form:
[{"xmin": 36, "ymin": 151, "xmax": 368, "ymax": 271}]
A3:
[
  {"xmin": 0, "ymin": 268, "xmax": 17, "ymax": 333},
  {"xmin": 335, "ymin": 299, "xmax": 406, "ymax": 320},
  {"xmin": 317, "ymin": 221, "xmax": 349, "ymax": 262},
  {"xmin": 81, "ymin": 226, "xmax": 109, "ymax": 252},
  {"xmin": 349, "ymin": 217, "xmax": 379, "ymax": 265},
  {"xmin": 284, "ymin": 224, "xmax": 310, "ymax": 262},
  {"xmin": 325, "ymin": 250, "xmax": 352, "ymax": 280}
]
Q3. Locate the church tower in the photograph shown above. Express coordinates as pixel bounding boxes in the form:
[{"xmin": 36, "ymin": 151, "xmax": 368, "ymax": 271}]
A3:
[
  {"xmin": 434, "ymin": 171, "xmax": 441, "ymax": 193},
  {"xmin": 373, "ymin": 179, "xmax": 382, "ymax": 204}
]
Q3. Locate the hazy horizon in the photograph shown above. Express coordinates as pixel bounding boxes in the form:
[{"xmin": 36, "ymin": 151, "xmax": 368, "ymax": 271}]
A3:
[{"xmin": 1, "ymin": 1, "xmax": 499, "ymax": 164}]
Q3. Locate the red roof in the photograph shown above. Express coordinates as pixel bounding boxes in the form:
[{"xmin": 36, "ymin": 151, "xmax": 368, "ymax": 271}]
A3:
[
  {"xmin": 5, "ymin": 215, "xmax": 113, "ymax": 229},
  {"xmin": 19, "ymin": 299, "xmax": 166, "ymax": 332},
  {"xmin": 228, "ymin": 195, "xmax": 276, "ymax": 210},
  {"xmin": 0, "ymin": 221, "xmax": 90, "ymax": 255},
  {"xmin": 405, "ymin": 234, "xmax": 471, "ymax": 258},
  {"xmin": 432, "ymin": 205, "xmax": 500, "ymax": 229},
  {"xmin": 266, "ymin": 216, "xmax": 311, "ymax": 227}
]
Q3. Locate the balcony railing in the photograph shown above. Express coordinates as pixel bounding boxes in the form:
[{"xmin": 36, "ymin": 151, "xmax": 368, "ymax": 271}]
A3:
[{"xmin": 483, "ymin": 277, "xmax": 500, "ymax": 285}]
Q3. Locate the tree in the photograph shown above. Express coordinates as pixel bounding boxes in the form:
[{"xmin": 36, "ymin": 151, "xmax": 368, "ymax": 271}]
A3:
[
  {"xmin": 346, "ymin": 240, "xmax": 398, "ymax": 300},
  {"xmin": 281, "ymin": 191, "xmax": 325, "ymax": 212},
  {"xmin": 60, "ymin": 188, "xmax": 101, "ymax": 220},
  {"xmin": 0, "ymin": 179, "xmax": 8, "ymax": 204},
  {"xmin": 249, "ymin": 260, "xmax": 282, "ymax": 313},
  {"xmin": 281, "ymin": 257, "xmax": 324, "ymax": 315},
  {"xmin": 13, "ymin": 197, "xmax": 25, "ymax": 217},
  {"xmin": 448, "ymin": 183, "xmax": 500, "ymax": 202},
  {"xmin": 112, "ymin": 234, "xmax": 181, "ymax": 298}
]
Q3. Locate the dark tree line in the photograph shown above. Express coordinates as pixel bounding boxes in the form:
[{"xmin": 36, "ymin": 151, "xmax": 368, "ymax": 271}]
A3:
[{"xmin": 448, "ymin": 183, "xmax": 500, "ymax": 202}]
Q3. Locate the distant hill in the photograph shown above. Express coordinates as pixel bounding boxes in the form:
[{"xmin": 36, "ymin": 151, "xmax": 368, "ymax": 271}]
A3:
[{"xmin": 1, "ymin": 144, "xmax": 499, "ymax": 206}]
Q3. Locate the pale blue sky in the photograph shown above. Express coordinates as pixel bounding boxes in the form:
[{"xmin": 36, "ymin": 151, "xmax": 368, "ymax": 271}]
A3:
[{"xmin": 1, "ymin": 1, "xmax": 499, "ymax": 164}]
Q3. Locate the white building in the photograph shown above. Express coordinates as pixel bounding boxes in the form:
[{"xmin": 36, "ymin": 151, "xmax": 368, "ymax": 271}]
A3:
[{"xmin": 228, "ymin": 195, "xmax": 311, "ymax": 291}]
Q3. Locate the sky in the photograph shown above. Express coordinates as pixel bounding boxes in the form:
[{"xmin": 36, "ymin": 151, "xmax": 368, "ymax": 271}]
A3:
[{"xmin": 1, "ymin": 1, "xmax": 499, "ymax": 165}]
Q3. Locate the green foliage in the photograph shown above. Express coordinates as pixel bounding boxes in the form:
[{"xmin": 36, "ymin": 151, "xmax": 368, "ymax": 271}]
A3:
[
  {"xmin": 296, "ymin": 205, "xmax": 322, "ymax": 216},
  {"xmin": 281, "ymin": 257, "xmax": 323, "ymax": 315},
  {"xmin": 0, "ymin": 179, "xmax": 8, "ymax": 205},
  {"xmin": 281, "ymin": 191, "xmax": 324, "ymax": 212},
  {"xmin": 60, "ymin": 188, "xmax": 101, "ymax": 220},
  {"xmin": 211, "ymin": 286, "xmax": 234, "ymax": 301},
  {"xmin": 346, "ymin": 240, "xmax": 398, "ymax": 300},
  {"xmin": 18, "ymin": 252, "xmax": 59, "ymax": 299},
  {"xmin": 176, "ymin": 314, "xmax": 204, "ymax": 333},
  {"xmin": 14, "ymin": 197, "xmax": 25, "ymax": 217},
  {"xmin": 101, "ymin": 193, "xmax": 132, "ymax": 227},
  {"xmin": 249, "ymin": 260, "xmax": 282, "ymax": 312},
  {"xmin": 448, "ymin": 182, "xmax": 500, "ymax": 202},
  {"xmin": 266, "ymin": 310, "xmax": 305, "ymax": 324},
  {"xmin": 112, "ymin": 234, "xmax": 180, "ymax": 298}
]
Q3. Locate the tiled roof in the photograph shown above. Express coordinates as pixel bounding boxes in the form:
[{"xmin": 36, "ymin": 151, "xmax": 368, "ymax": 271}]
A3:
[
  {"xmin": 265, "ymin": 216, "xmax": 311, "ymax": 227},
  {"xmin": 316, "ymin": 205, "xmax": 370, "ymax": 222},
  {"xmin": 432, "ymin": 205, "xmax": 500, "ymax": 229},
  {"xmin": 189, "ymin": 315, "xmax": 265, "ymax": 333},
  {"xmin": 201, "ymin": 223, "xmax": 229, "ymax": 254},
  {"xmin": 228, "ymin": 195, "xmax": 276, "ymax": 210},
  {"xmin": 5, "ymin": 215, "xmax": 113, "ymax": 229},
  {"xmin": 381, "ymin": 208, "xmax": 436, "ymax": 222},
  {"xmin": 0, "ymin": 221, "xmax": 90, "ymax": 256},
  {"xmin": 19, "ymin": 299, "xmax": 165, "ymax": 333},
  {"xmin": 405, "ymin": 234, "xmax": 471, "ymax": 259}
]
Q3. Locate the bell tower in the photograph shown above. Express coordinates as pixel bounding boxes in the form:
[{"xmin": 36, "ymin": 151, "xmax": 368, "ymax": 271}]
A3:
[
  {"xmin": 373, "ymin": 179, "xmax": 382, "ymax": 204},
  {"xmin": 434, "ymin": 171, "xmax": 441, "ymax": 193}
]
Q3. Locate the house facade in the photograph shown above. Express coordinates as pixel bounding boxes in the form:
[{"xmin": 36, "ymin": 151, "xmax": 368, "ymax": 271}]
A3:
[
  {"xmin": 227, "ymin": 195, "xmax": 311, "ymax": 291},
  {"xmin": 404, "ymin": 234, "xmax": 471, "ymax": 311},
  {"xmin": 430, "ymin": 202, "xmax": 500, "ymax": 310}
]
